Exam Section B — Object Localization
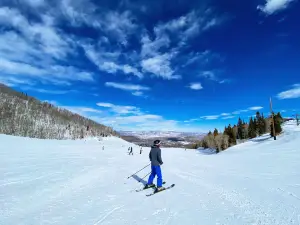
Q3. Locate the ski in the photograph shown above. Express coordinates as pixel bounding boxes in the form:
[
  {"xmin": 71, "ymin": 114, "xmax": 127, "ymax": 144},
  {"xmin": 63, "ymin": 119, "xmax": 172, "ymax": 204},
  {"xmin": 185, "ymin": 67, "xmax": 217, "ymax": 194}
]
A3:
[
  {"xmin": 135, "ymin": 181, "xmax": 166, "ymax": 192},
  {"xmin": 146, "ymin": 184, "xmax": 175, "ymax": 197}
]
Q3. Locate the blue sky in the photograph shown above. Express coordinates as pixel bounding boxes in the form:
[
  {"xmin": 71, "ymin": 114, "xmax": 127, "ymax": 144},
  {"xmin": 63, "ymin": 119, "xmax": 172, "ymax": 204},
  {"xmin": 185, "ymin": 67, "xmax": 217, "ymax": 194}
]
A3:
[{"xmin": 0, "ymin": 0, "xmax": 299, "ymax": 132}]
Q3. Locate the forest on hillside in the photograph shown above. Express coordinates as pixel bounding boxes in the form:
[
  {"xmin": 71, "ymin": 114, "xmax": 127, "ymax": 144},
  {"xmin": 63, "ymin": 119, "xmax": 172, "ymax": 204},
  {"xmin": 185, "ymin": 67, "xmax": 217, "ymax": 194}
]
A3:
[
  {"xmin": 193, "ymin": 111, "xmax": 286, "ymax": 153},
  {"xmin": 0, "ymin": 84, "xmax": 117, "ymax": 140}
]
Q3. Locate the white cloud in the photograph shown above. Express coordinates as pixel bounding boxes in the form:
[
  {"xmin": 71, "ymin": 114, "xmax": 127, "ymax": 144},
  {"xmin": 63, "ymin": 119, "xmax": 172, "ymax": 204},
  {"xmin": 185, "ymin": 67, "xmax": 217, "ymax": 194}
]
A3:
[
  {"xmin": 248, "ymin": 106, "xmax": 264, "ymax": 111},
  {"xmin": 200, "ymin": 115, "xmax": 219, "ymax": 120},
  {"xmin": 232, "ymin": 109, "xmax": 249, "ymax": 115},
  {"xmin": 200, "ymin": 71, "xmax": 218, "ymax": 81},
  {"xmin": 221, "ymin": 113, "xmax": 231, "ymax": 116},
  {"xmin": 22, "ymin": 88, "xmax": 70, "ymax": 95},
  {"xmin": 0, "ymin": 76, "xmax": 36, "ymax": 87},
  {"xmin": 222, "ymin": 116, "xmax": 235, "ymax": 120},
  {"xmin": 189, "ymin": 83, "xmax": 203, "ymax": 90},
  {"xmin": 60, "ymin": 0, "xmax": 138, "ymax": 45},
  {"xmin": 141, "ymin": 53, "xmax": 181, "ymax": 80},
  {"xmin": 0, "ymin": 58, "xmax": 94, "ymax": 84},
  {"xmin": 62, "ymin": 106, "xmax": 102, "ymax": 114},
  {"xmin": 277, "ymin": 84, "xmax": 300, "ymax": 99},
  {"xmin": 258, "ymin": 0, "xmax": 296, "ymax": 15},
  {"xmin": 132, "ymin": 91, "xmax": 144, "ymax": 96},
  {"xmin": 154, "ymin": 10, "xmax": 222, "ymax": 41},
  {"xmin": 199, "ymin": 70, "xmax": 230, "ymax": 84},
  {"xmin": 96, "ymin": 102, "xmax": 141, "ymax": 115},
  {"xmin": 141, "ymin": 33, "xmax": 170, "ymax": 58},
  {"xmin": 82, "ymin": 44, "xmax": 143, "ymax": 78},
  {"xmin": 0, "ymin": 7, "xmax": 94, "ymax": 85},
  {"xmin": 105, "ymin": 82, "xmax": 150, "ymax": 96}
]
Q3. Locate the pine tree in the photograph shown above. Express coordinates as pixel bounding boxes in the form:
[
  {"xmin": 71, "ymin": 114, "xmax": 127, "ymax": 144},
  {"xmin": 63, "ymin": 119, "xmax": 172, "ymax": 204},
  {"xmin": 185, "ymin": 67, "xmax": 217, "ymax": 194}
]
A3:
[
  {"xmin": 213, "ymin": 128, "xmax": 219, "ymax": 137},
  {"xmin": 208, "ymin": 131, "xmax": 212, "ymax": 136},
  {"xmin": 253, "ymin": 118, "xmax": 258, "ymax": 137},
  {"xmin": 270, "ymin": 112, "xmax": 283, "ymax": 137},
  {"xmin": 258, "ymin": 113, "xmax": 266, "ymax": 135},
  {"xmin": 237, "ymin": 117, "xmax": 243, "ymax": 139},
  {"xmin": 227, "ymin": 124, "xmax": 236, "ymax": 146},
  {"xmin": 223, "ymin": 126, "xmax": 228, "ymax": 135},
  {"xmin": 248, "ymin": 117, "xmax": 256, "ymax": 138}
]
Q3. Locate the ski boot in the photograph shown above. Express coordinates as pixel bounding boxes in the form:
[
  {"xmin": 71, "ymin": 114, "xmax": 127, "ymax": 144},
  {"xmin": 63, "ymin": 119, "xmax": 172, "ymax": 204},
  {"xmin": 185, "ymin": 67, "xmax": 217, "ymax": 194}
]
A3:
[
  {"xmin": 144, "ymin": 183, "xmax": 155, "ymax": 189},
  {"xmin": 154, "ymin": 186, "xmax": 166, "ymax": 193}
]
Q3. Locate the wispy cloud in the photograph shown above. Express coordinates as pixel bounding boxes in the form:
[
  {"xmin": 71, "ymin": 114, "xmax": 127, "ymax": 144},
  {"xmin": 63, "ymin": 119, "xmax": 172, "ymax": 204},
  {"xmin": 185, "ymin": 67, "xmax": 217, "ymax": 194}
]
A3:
[
  {"xmin": 200, "ymin": 71, "xmax": 218, "ymax": 81},
  {"xmin": 277, "ymin": 84, "xmax": 300, "ymax": 99},
  {"xmin": 105, "ymin": 82, "xmax": 150, "ymax": 96},
  {"xmin": 222, "ymin": 116, "xmax": 235, "ymax": 120},
  {"xmin": 199, "ymin": 70, "xmax": 230, "ymax": 84},
  {"xmin": 232, "ymin": 109, "xmax": 249, "ymax": 115},
  {"xmin": 248, "ymin": 106, "xmax": 264, "ymax": 111},
  {"xmin": 141, "ymin": 53, "xmax": 181, "ymax": 80},
  {"xmin": 93, "ymin": 102, "xmax": 182, "ymax": 131},
  {"xmin": 257, "ymin": 0, "xmax": 296, "ymax": 15},
  {"xmin": 188, "ymin": 83, "xmax": 203, "ymax": 90},
  {"xmin": 63, "ymin": 106, "xmax": 102, "ymax": 114},
  {"xmin": 200, "ymin": 115, "xmax": 219, "ymax": 120},
  {"xmin": 221, "ymin": 113, "xmax": 231, "ymax": 116},
  {"xmin": 96, "ymin": 102, "xmax": 141, "ymax": 115},
  {"xmin": 0, "ymin": 6, "xmax": 94, "ymax": 86}
]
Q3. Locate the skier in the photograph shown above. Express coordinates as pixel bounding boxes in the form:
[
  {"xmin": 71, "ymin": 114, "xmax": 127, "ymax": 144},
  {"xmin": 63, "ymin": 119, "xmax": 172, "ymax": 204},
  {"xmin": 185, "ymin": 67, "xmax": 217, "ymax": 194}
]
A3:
[
  {"xmin": 140, "ymin": 147, "xmax": 143, "ymax": 154},
  {"xmin": 128, "ymin": 147, "xmax": 133, "ymax": 155},
  {"xmin": 144, "ymin": 140, "xmax": 165, "ymax": 192}
]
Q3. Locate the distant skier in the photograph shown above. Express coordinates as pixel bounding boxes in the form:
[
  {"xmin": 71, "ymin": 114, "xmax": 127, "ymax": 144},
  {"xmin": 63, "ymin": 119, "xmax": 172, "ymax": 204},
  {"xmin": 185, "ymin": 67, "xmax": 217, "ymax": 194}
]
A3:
[
  {"xmin": 144, "ymin": 140, "xmax": 165, "ymax": 192},
  {"xmin": 128, "ymin": 147, "xmax": 133, "ymax": 155},
  {"xmin": 140, "ymin": 147, "xmax": 143, "ymax": 154},
  {"xmin": 102, "ymin": 146, "xmax": 104, "ymax": 150}
]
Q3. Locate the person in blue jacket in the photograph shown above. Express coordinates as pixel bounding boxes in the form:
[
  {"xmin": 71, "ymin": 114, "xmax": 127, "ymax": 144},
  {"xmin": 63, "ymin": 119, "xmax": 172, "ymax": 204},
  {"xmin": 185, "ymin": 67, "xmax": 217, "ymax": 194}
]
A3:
[{"xmin": 144, "ymin": 140, "xmax": 165, "ymax": 192}]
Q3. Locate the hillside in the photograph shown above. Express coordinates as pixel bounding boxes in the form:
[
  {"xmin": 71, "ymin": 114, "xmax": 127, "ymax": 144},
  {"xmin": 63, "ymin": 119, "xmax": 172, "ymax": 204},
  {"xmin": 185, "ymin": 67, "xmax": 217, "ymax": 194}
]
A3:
[
  {"xmin": 1, "ymin": 120, "xmax": 300, "ymax": 224},
  {"xmin": 0, "ymin": 83, "xmax": 116, "ymax": 139}
]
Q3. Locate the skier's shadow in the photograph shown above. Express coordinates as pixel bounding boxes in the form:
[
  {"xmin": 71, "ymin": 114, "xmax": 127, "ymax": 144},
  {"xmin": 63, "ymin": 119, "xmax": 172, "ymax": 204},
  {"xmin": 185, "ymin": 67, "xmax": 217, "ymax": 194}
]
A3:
[{"xmin": 132, "ymin": 174, "xmax": 147, "ymax": 185}]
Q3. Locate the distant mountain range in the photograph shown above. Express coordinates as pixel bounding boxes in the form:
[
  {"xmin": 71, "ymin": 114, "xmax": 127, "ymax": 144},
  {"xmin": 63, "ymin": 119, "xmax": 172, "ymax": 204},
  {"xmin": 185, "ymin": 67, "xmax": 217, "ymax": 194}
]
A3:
[
  {"xmin": 119, "ymin": 130, "xmax": 205, "ymax": 139},
  {"xmin": 119, "ymin": 130, "xmax": 206, "ymax": 148}
]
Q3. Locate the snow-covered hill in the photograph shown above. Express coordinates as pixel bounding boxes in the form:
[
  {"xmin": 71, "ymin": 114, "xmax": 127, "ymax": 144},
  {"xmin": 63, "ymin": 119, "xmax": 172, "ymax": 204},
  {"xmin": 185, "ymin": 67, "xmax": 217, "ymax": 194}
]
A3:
[{"xmin": 1, "ymin": 121, "xmax": 300, "ymax": 225}]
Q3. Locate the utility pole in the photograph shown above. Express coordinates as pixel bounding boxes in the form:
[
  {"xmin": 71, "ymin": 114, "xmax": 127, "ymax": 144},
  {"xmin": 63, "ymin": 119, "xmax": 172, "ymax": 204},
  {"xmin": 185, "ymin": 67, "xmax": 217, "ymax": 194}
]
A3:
[{"xmin": 270, "ymin": 97, "xmax": 276, "ymax": 140}]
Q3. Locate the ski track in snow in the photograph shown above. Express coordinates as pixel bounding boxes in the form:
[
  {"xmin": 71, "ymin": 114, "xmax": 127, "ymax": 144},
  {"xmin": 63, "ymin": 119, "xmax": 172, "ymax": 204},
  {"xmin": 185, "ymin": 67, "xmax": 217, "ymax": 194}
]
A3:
[
  {"xmin": 93, "ymin": 206, "xmax": 124, "ymax": 225},
  {"xmin": 1, "ymin": 121, "xmax": 300, "ymax": 224}
]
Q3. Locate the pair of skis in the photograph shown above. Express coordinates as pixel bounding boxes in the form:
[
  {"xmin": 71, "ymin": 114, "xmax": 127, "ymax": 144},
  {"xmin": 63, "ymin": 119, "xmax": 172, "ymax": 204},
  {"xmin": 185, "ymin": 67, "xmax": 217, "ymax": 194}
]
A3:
[{"xmin": 135, "ymin": 182, "xmax": 175, "ymax": 197}]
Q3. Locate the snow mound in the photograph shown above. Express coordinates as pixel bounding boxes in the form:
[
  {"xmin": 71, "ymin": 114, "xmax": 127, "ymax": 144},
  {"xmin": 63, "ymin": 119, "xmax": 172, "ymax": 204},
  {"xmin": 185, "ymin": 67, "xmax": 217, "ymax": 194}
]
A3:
[{"xmin": 1, "ymin": 121, "xmax": 300, "ymax": 224}]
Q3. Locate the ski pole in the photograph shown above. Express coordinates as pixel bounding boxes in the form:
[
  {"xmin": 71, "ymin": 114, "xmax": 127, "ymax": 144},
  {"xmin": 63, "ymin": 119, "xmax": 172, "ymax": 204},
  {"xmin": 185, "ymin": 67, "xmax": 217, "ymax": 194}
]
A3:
[
  {"xmin": 127, "ymin": 163, "xmax": 151, "ymax": 179},
  {"xmin": 139, "ymin": 171, "xmax": 151, "ymax": 182}
]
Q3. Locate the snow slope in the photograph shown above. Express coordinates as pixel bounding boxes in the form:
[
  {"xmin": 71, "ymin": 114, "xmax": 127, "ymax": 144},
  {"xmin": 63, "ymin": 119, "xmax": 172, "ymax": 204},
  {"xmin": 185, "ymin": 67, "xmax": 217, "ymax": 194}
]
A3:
[{"xmin": 1, "ymin": 121, "xmax": 300, "ymax": 225}]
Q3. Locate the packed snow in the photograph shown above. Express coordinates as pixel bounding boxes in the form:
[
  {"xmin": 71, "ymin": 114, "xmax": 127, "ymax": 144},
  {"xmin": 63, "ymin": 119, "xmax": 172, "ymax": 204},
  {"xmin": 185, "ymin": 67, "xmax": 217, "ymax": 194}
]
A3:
[{"xmin": 1, "ymin": 121, "xmax": 300, "ymax": 225}]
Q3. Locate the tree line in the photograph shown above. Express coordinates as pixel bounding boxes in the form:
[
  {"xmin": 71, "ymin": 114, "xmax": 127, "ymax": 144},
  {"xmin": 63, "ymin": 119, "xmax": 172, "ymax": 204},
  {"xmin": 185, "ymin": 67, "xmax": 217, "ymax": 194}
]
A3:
[
  {"xmin": 0, "ymin": 84, "xmax": 117, "ymax": 140},
  {"xmin": 192, "ymin": 111, "xmax": 283, "ymax": 153}
]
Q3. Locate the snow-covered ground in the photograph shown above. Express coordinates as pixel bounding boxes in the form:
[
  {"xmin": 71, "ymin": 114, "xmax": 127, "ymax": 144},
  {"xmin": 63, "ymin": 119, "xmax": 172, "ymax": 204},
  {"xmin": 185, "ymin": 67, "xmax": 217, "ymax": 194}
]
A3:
[{"xmin": 1, "ymin": 121, "xmax": 300, "ymax": 225}]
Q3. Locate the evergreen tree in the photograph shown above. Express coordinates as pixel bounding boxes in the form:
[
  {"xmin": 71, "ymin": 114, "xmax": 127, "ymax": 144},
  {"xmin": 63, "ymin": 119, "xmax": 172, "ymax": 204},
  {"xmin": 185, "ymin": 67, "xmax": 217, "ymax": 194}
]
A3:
[
  {"xmin": 248, "ymin": 117, "xmax": 256, "ymax": 138},
  {"xmin": 253, "ymin": 118, "xmax": 258, "ymax": 137},
  {"xmin": 208, "ymin": 131, "xmax": 212, "ymax": 136},
  {"xmin": 258, "ymin": 113, "xmax": 266, "ymax": 135},
  {"xmin": 270, "ymin": 112, "xmax": 282, "ymax": 137},
  {"xmin": 213, "ymin": 128, "xmax": 219, "ymax": 137},
  {"xmin": 237, "ymin": 117, "xmax": 243, "ymax": 139},
  {"xmin": 223, "ymin": 126, "xmax": 228, "ymax": 135},
  {"xmin": 227, "ymin": 124, "xmax": 236, "ymax": 146}
]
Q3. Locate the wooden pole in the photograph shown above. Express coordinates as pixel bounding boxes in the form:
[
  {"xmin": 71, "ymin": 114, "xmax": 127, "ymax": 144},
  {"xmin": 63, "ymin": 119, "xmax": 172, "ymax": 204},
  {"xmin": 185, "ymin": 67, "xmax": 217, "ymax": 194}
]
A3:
[{"xmin": 270, "ymin": 97, "xmax": 276, "ymax": 140}]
